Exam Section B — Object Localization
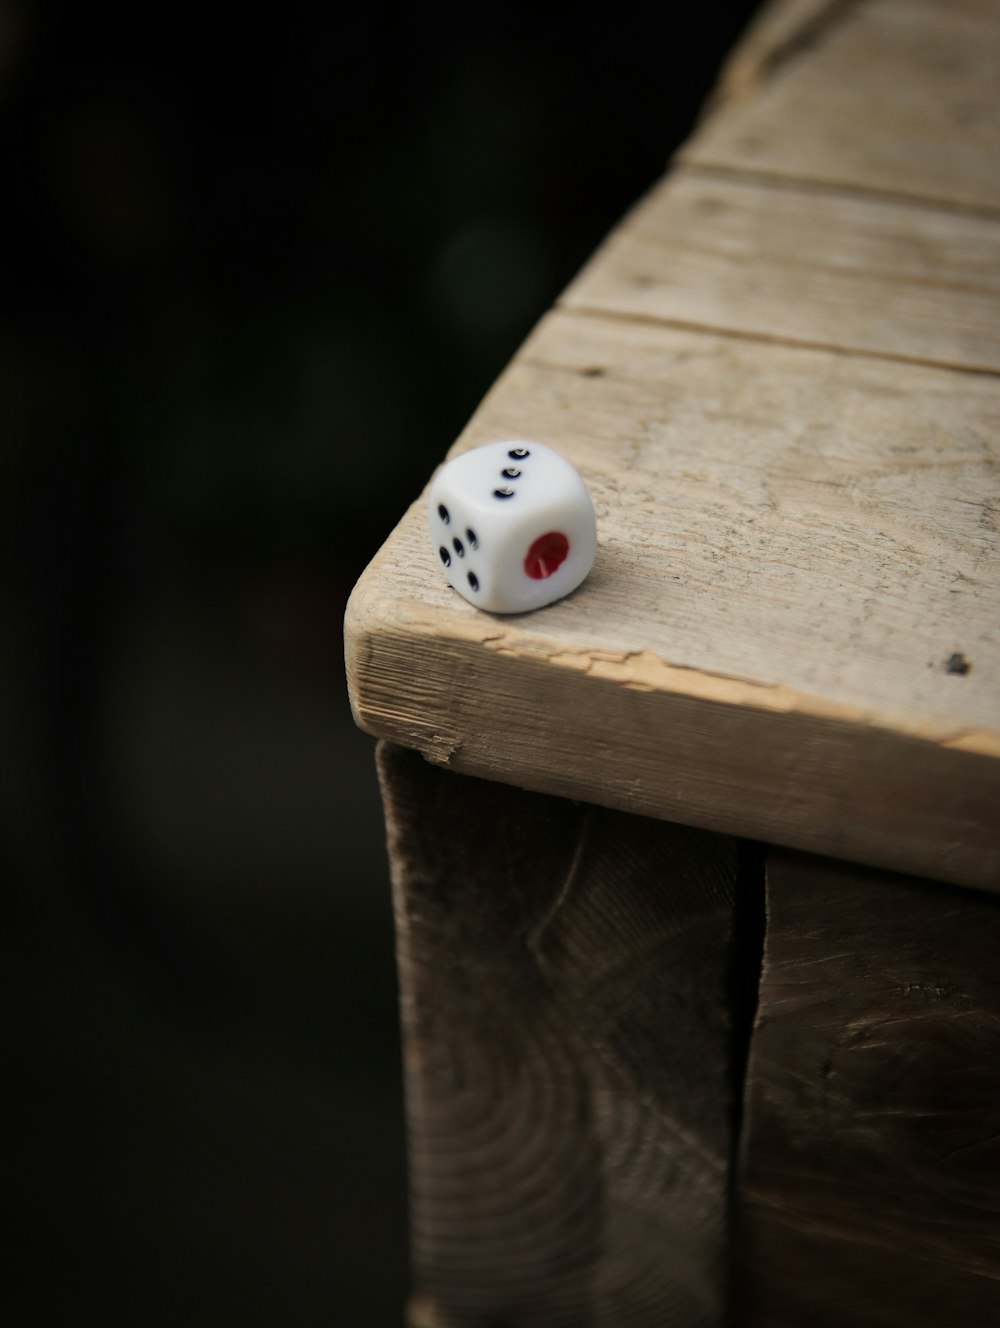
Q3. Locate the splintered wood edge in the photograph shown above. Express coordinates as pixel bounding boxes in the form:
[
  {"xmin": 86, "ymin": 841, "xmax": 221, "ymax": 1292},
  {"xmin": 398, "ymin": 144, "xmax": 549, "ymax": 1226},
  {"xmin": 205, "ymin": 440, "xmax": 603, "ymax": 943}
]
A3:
[{"xmin": 346, "ymin": 559, "xmax": 1000, "ymax": 894}]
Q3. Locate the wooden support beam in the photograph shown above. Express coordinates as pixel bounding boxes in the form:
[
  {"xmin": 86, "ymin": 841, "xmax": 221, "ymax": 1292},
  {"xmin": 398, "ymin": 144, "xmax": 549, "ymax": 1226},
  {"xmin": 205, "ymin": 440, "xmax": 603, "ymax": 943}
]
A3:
[
  {"xmin": 739, "ymin": 850, "xmax": 1000, "ymax": 1326},
  {"xmin": 377, "ymin": 742, "xmax": 745, "ymax": 1328}
]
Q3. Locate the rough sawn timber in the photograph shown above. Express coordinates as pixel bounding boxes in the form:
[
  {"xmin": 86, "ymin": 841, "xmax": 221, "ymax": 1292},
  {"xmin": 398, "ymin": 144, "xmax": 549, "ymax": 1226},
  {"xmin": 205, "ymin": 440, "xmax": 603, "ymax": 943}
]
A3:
[
  {"xmin": 564, "ymin": 169, "xmax": 1000, "ymax": 373},
  {"xmin": 347, "ymin": 0, "xmax": 1000, "ymax": 891},
  {"xmin": 378, "ymin": 742, "xmax": 743, "ymax": 1328},
  {"xmin": 739, "ymin": 850, "xmax": 1000, "ymax": 1327},
  {"xmin": 346, "ymin": 1, "xmax": 1000, "ymax": 1324},
  {"xmin": 347, "ymin": 308, "xmax": 1000, "ymax": 890},
  {"xmin": 683, "ymin": 0, "xmax": 1000, "ymax": 212}
]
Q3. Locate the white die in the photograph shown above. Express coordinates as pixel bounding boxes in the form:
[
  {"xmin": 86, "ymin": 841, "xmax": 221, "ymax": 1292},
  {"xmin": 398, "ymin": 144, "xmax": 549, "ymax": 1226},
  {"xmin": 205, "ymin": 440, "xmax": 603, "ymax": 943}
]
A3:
[{"xmin": 427, "ymin": 440, "xmax": 597, "ymax": 614}]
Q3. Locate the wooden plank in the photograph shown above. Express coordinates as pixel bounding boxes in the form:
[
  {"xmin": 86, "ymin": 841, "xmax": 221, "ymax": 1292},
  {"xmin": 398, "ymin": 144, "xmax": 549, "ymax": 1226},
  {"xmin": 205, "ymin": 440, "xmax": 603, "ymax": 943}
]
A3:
[
  {"xmin": 377, "ymin": 742, "xmax": 743, "ymax": 1328},
  {"xmin": 682, "ymin": 0, "xmax": 1000, "ymax": 212},
  {"xmin": 346, "ymin": 310, "xmax": 1000, "ymax": 891},
  {"xmin": 564, "ymin": 169, "xmax": 1000, "ymax": 372},
  {"xmin": 708, "ymin": 0, "xmax": 859, "ymax": 109},
  {"xmin": 739, "ymin": 849, "xmax": 1000, "ymax": 1326}
]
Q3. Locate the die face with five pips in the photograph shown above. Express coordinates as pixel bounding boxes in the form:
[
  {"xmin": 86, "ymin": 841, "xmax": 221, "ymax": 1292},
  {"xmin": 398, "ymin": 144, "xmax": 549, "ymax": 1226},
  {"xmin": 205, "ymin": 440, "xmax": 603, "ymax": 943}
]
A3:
[{"xmin": 427, "ymin": 440, "xmax": 597, "ymax": 614}]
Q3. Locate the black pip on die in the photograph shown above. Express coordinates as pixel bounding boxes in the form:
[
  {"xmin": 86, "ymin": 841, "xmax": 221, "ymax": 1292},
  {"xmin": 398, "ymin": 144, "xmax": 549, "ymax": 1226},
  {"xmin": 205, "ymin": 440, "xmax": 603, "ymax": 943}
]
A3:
[{"xmin": 427, "ymin": 440, "xmax": 597, "ymax": 614}]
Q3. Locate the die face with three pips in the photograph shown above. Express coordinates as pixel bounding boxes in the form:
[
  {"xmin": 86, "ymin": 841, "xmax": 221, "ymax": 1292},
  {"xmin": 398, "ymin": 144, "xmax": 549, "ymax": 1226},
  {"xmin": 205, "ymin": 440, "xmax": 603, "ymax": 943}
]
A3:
[{"xmin": 427, "ymin": 440, "xmax": 597, "ymax": 614}]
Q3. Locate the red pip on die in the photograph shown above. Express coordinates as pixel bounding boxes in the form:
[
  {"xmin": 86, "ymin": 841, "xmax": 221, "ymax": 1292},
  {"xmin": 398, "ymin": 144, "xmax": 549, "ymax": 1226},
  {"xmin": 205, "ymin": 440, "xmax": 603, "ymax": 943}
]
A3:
[{"xmin": 427, "ymin": 440, "xmax": 597, "ymax": 614}]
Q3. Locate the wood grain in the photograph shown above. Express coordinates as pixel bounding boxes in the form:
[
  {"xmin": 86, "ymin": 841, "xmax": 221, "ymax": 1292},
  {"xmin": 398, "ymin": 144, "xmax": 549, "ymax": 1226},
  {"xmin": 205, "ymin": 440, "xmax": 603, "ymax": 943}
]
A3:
[
  {"xmin": 346, "ymin": 0, "xmax": 1000, "ymax": 888},
  {"xmin": 347, "ymin": 310, "xmax": 1000, "ymax": 890},
  {"xmin": 708, "ymin": 0, "xmax": 861, "ymax": 109},
  {"xmin": 352, "ymin": 5, "xmax": 1000, "ymax": 1322},
  {"xmin": 738, "ymin": 850, "xmax": 1000, "ymax": 1326},
  {"xmin": 682, "ymin": 0, "xmax": 1000, "ymax": 212},
  {"xmin": 377, "ymin": 742, "xmax": 743, "ymax": 1328},
  {"xmin": 565, "ymin": 169, "xmax": 1000, "ymax": 372}
]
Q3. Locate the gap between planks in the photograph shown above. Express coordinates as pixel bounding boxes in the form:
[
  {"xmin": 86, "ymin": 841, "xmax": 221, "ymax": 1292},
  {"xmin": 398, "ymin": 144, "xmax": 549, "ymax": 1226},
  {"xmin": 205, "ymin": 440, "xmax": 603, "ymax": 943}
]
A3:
[
  {"xmin": 550, "ymin": 303, "xmax": 1000, "ymax": 381},
  {"xmin": 560, "ymin": 162, "xmax": 1000, "ymax": 377},
  {"xmin": 680, "ymin": 161, "xmax": 1000, "ymax": 226}
]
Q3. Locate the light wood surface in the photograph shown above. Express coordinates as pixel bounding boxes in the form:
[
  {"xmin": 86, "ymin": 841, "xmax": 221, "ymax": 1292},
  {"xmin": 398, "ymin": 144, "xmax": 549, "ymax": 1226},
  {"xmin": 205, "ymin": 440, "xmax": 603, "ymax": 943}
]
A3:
[
  {"xmin": 566, "ymin": 169, "xmax": 1000, "ymax": 373},
  {"xmin": 683, "ymin": 0, "xmax": 1000, "ymax": 212},
  {"xmin": 707, "ymin": 0, "xmax": 859, "ymax": 109},
  {"xmin": 346, "ymin": 0, "xmax": 1000, "ymax": 890}
]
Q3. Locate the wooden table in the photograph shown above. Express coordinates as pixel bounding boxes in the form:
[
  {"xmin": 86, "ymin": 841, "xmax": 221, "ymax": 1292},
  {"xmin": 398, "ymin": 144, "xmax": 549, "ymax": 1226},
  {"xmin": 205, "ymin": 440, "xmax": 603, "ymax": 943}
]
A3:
[{"xmin": 345, "ymin": 2, "xmax": 1000, "ymax": 1323}]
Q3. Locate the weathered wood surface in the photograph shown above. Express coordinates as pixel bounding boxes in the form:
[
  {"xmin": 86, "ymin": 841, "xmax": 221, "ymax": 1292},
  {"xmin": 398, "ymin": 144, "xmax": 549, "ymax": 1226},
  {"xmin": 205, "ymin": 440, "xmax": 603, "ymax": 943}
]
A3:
[
  {"xmin": 349, "ymin": 309, "xmax": 1000, "ymax": 889},
  {"xmin": 684, "ymin": 0, "xmax": 1000, "ymax": 211},
  {"xmin": 739, "ymin": 850, "xmax": 1000, "ymax": 1326},
  {"xmin": 346, "ymin": 0, "xmax": 1000, "ymax": 891},
  {"xmin": 565, "ymin": 169, "xmax": 1000, "ymax": 372},
  {"xmin": 708, "ymin": 0, "xmax": 858, "ymax": 109},
  {"xmin": 377, "ymin": 742, "xmax": 744, "ymax": 1328}
]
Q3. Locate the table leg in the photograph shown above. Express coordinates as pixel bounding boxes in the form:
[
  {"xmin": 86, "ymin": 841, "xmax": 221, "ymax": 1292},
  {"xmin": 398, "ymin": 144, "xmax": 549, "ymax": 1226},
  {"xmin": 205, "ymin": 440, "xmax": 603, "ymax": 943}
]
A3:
[
  {"xmin": 739, "ymin": 850, "xmax": 1000, "ymax": 1327},
  {"xmin": 376, "ymin": 741, "xmax": 751, "ymax": 1328}
]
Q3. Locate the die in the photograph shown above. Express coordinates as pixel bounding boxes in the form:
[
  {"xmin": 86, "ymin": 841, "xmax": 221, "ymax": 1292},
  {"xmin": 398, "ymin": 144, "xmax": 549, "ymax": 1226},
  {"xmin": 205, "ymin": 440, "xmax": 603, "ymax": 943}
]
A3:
[{"xmin": 427, "ymin": 440, "xmax": 597, "ymax": 614}]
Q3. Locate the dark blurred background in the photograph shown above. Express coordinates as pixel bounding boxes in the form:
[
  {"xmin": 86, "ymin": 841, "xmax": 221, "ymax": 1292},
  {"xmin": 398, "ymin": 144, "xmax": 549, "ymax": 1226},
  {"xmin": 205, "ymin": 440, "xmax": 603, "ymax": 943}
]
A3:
[{"xmin": 2, "ymin": 2, "xmax": 760, "ymax": 1322}]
